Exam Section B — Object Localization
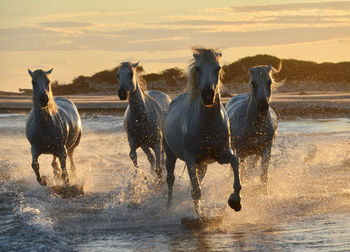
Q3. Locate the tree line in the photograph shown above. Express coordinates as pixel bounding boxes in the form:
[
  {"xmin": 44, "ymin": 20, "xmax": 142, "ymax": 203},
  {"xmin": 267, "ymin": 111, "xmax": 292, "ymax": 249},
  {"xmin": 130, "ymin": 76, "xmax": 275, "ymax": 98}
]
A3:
[{"xmin": 51, "ymin": 54, "xmax": 350, "ymax": 95}]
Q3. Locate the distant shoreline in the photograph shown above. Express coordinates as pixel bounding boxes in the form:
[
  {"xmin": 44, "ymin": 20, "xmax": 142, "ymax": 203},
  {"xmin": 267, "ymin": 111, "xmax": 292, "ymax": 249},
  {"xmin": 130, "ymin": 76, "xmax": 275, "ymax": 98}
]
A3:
[{"xmin": 0, "ymin": 92, "xmax": 350, "ymax": 118}]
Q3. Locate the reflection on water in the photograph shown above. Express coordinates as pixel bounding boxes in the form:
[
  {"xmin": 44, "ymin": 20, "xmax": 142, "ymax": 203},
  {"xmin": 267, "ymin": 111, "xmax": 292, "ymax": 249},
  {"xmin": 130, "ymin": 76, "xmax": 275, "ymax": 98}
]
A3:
[{"xmin": 0, "ymin": 114, "xmax": 350, "ymax": 251}]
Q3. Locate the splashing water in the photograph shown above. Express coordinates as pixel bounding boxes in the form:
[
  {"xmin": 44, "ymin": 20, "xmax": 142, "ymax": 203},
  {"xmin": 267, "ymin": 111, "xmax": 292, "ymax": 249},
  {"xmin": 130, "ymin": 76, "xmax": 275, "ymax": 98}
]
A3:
[{"xmin": 1, "ymin": 114, "xmax": 350, "ymax": 250}]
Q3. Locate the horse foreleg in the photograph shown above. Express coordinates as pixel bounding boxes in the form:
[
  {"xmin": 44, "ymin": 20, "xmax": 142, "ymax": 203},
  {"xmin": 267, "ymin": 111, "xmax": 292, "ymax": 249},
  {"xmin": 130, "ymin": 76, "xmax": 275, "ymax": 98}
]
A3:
[
  {"xmin": 141, "ymin": 146, "xmax": 155, "ymax": 167},
  {"xmin": 51, "ymin": 155, "xmax": 61, "ymax": 183},
  {"xmin": 128, "ymin": 140, "xmax": 138, "ymax": 167},
  {"xmin": 218, "ymin": 147, "xmax": 242, "ymax": 212},
  {"xmin": 164, "ymin": 140, "xmax": 177, "ymax": 209},
  {"xmin": 261, "ymin": 146, "xmax": 272, "ymax": 191},
  {"xmin": 152, "ymin": 143, "xmax": 162, "ymax": 180},
  {"xmin": 58, "ymin": 148, "xmax": 69, "ymax": 186},
  {"xmin": 198, "ymin": 164, "xmax": 207, "ymax": 184},
  {"xmin": 187, "ymin": 160, "xmax": 201, "ymax": 216},
  {"xmin": 31, "ymin": 147, "xmax": 47, "ymax": 186}
]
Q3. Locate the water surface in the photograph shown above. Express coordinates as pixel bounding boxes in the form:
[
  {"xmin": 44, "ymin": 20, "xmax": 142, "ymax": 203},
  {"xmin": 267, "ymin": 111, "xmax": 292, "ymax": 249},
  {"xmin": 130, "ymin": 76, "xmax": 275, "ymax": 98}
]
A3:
[{"xmin": 1, "ymin": 114, "xmax": 350, "ymax": 251}]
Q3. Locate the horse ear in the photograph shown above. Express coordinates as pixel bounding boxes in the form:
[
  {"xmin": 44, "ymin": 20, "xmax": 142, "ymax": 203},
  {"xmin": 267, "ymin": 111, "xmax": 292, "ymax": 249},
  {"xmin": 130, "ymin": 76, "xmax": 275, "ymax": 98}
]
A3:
[
  {"xmin": 193, "ymin": 53, "xmax": 200, "ymax": 60},
  {"xmin": 46, "ymin": 68, "xmax": 53, "ymax": 75},
  {"xmin": 271, "ymin": 61, "xmax": 282, "ymax": 73},
  {"xmin": 132, "ymin": 62, "xmax": 139, "ymax": 68},
  {"xmin": 28, "ymin": 69, "xmax": 33, "ymax": 77}
]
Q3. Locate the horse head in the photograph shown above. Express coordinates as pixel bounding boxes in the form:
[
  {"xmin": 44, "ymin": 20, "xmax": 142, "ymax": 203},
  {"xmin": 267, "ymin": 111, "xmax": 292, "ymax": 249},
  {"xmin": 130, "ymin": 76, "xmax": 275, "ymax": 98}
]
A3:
[
  {"xmin": 249, "ymin": 63, "xmax": 281, "ymax": 116},
  {"xmin": 117, "ymin": 62, "xmax": 139, "ymax": 100},
  {"xmin": 28, "ymin": 68, "xmax": 53, "ymax": 108},
  {"xmin": 191, "ymin": 48, "xmax": 223, "ymax": 106}
]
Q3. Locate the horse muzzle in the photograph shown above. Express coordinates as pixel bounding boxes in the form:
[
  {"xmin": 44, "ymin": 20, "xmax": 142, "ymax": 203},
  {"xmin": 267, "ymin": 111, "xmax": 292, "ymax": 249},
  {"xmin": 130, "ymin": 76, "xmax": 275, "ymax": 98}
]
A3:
[
  {"xmin": 201, "ymin": 87, "xmax": 215, "ymax": 106},
  {"xmin": 118, "ymin": 89, "xmax": 127, "ymax": 100},
  {"xmin": 258, "ymin": 100, "xmax": 269, "ymax": 116},
  {"xmin": 39, "ymin": 94, "xmax": 49, "ymax": 107}
]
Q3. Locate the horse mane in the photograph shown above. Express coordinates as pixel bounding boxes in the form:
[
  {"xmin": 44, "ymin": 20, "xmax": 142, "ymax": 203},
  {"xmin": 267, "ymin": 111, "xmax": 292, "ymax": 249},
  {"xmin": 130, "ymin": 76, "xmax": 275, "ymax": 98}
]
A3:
[
  {"xmin": 120, "ymin": 62, "xmax": 148, "ymax": 96},
  {"xmin": 186, "ymin": 47, "xmax": 223, "ymax": 97},
  {"xmin": 249, "ymin": 61, "xmax": 283, "ymax": 90},
  {"xmin": 45, "ymin": 89, "xmax": 58, "ymax": 115}
]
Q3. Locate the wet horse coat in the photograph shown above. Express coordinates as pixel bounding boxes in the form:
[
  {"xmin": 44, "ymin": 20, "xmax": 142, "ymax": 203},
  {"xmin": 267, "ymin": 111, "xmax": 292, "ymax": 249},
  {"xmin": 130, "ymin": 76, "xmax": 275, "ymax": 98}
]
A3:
[
  {"xmin": 225, "ymin": 65, "xmax": 280, "ymax": 188},
  {"xmin": 26, "ymin": 69, "xmax": 82, "ymax": 186},
  {"xmin": 117, "ymin": 62, "xmax": 171, "ymax": 179},
  {"xmin": 163, "ymin": 48, "xmax": 242, "ymax": 216}
]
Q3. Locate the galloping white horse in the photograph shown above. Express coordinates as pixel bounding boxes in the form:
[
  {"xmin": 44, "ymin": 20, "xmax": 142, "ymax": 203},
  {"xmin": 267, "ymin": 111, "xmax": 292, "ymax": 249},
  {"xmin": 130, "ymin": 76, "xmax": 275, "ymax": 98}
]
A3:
[
  {"xmin": 226, "ymin": 64, "xmax": 281, "ymax": 189},
  {"xmin": 163, "ymin": 48, "xmax": 242, "ymax": 216},
  {"xmin": 117, "ymin": 62, "xmax": 171, "ymax": 180},
  {"xmin": 26, "ymin": 69, "xmax": 82, "ymax": 186}
]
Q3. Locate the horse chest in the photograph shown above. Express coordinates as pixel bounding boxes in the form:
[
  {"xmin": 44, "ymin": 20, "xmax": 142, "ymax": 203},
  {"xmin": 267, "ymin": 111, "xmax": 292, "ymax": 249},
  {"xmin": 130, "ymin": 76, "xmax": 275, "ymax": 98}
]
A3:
[
  {"xmin": 29, "ymin": 119, "xmax": 67, "ymax": 150},
  {"xmin": 235, "ymin": 128, "xmax": 274, "ymax": 155},
  {"xmin": 126, "ymin": 115, "xmax": 160, "ymax": 145},
  {"xmin": 183, "ymin": 119, "xmax": 229, "ymax": 160}
]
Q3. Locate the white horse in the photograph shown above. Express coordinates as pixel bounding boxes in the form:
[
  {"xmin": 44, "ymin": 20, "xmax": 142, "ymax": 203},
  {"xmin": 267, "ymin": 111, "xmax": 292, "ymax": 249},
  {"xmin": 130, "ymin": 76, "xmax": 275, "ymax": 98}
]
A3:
[
  {"xmin": 163, "ymin": 48, "xmax": 242, "ymax": 216},
  {"xmin": 26, "ymin": 69, "xmax": 82, "ymax": 186},
  {"xmin": 226, "ymin": 64, "xmax": 281, "ymax": 190},
  {"xmin": 117, "ymin": 62, "xmax": 171, "ymax": 180}
]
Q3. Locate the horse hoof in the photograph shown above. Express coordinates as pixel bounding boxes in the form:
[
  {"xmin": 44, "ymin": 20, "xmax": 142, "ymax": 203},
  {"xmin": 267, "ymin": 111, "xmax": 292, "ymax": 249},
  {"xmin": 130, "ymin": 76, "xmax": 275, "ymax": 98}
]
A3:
[
  {"xmin": 228, "ymin": 193, "xmax": 241, "ymax": 212},
  {"xmin": 39, "ymin": 176, "xmax": 48, "ymax": 186}
]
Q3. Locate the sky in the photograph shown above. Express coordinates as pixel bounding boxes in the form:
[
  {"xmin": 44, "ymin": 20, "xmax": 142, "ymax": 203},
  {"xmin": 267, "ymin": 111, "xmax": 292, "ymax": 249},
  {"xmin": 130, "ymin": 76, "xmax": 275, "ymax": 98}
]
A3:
[{"xmin": 1, "ymin": 0, "xmax": 350, "ymax": 92}]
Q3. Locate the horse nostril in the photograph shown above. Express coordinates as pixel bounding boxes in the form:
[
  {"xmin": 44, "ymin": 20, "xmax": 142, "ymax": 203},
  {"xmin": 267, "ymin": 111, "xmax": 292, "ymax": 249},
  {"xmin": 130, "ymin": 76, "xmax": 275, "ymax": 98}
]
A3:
[
  {"xmin": 118, "ymin": 89, "xmax": 127, "ymax": 100},
  {"xmin": 201, "ymin": 87, "xmax": 215, "ymax": 105},
  {"xmin": 258, "ymin": 100, "xmax": 269, "ymax": 115},
  {"xmin": 39, "ymin": 94, "xmax": 49, "ymax": 107}
]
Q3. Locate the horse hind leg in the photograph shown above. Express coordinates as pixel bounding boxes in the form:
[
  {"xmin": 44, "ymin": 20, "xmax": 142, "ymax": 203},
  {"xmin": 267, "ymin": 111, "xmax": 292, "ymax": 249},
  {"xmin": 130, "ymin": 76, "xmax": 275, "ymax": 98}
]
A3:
[{"xmin": 67, "ymin": 149, "xmax": 77, "ymax": 180}]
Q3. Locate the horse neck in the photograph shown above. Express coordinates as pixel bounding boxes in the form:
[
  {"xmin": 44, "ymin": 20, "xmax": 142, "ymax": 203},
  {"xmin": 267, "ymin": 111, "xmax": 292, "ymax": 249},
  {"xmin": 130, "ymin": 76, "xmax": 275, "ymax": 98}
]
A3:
[
  {"xmin": 199, "ymin": 92, "xmax": 221, "ymax": 118},
  {"xmin": 32, "ymin": 96, "xmax": 54, "ymax": 123},
  {"xmin": 128, "ymin": 83, "xmax": 147, "ymax": 117},
  {"xmin": 246, "ymin": 94, "xmax": 266, "ymax": 124}
]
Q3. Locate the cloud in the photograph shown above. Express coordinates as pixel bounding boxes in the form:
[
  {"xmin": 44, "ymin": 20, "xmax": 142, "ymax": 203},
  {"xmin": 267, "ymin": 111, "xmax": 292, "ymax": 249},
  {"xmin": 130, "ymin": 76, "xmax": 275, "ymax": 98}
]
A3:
[
  {"xmin": 128, "ymin": 36, "xmax": 190, "ymax": 44},
  {"xmin": 0, "ymin": 27, "xmax": 59, "ymax": 36},
  {"xmin": 2, "ymin": 1, "xmax": 350, "ymax": 52},
  {"xmin": 39, "ymin": 21, "xmax": 94, "ymax": 28},
  {"xmin": 199, "ymin": 1, "xmax": 350, "ymax": 13},
  {"xmin": 153, "ymin": 14, "xmax": 350, "ymax": 27},
  {"xmin": 32, "ymin": 11, "xmax": 138, "ymax": 22},
  {"xmin": 2, "ymin": 25, "xmax": 350, "ymax": 52}
]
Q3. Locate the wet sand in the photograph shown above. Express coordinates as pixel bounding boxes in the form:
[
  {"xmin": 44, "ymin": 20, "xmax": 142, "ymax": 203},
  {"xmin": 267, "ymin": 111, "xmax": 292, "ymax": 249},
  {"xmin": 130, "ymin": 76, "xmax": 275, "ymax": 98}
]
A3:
[{"xmin": 0, "ymin": 92, "xmax": 350, "ymax": 118}]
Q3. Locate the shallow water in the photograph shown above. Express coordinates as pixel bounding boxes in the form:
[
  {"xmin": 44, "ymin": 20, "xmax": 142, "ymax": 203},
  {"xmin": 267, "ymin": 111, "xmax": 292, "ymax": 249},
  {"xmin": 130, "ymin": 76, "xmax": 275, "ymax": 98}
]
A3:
[{"xmin": 1, "ymin": 114, "xmax": 350, "ymax": 251}]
